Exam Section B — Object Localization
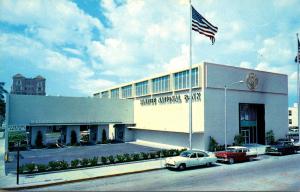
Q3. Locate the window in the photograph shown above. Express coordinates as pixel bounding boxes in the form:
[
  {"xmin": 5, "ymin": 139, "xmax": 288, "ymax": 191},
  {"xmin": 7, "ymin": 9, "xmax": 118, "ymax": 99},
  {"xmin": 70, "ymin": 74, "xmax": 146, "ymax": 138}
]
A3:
[
  {"xmin": 135, "ymin": 81, "xmax": 148, "ymax": 96},
  {"xmin": 122, "ymin": 85, "xmax": 132, "ymax": 98},
  {"xmin": 197, "ymin": 153, "xmax": 205, "ymax": 158},
  {"xmin": 152, "ymin": 75, "xmax": 170, "ymax": 94},
  {"xmin": 289, "ymin": 119, "xmax": 292, "ymax": 124},
  {"xmin": 111, "ymin": 88, "xmax": 119, "ymax": 98},
  {"xmin": 101, "ymin": 91, "xmax": 109, "ymax": 98},
  {"xmin": 174, "ymin": 68, "xmax": 198, "ymax": 90},
  {"xmin": 289, "ymin": 110, "xmax": 292, "ymax": 116},
  {"xmin": 190, "ymin": 153, "xmax": 197, "ymax": 158}
]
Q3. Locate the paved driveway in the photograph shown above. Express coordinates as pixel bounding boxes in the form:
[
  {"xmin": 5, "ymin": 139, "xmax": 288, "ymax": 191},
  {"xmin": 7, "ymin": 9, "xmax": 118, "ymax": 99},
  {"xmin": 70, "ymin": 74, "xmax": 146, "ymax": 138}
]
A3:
[{"xmin": 6, "ymin": 143, "xmax": 164, "ymax": 172}]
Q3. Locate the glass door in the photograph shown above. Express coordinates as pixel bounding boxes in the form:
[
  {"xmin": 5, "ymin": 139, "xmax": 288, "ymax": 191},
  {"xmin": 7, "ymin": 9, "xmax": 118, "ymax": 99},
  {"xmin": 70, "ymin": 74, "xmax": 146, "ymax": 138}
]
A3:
[{"xmin": 241, "ymin": 129, "xmax": 250, "ymax": 144}]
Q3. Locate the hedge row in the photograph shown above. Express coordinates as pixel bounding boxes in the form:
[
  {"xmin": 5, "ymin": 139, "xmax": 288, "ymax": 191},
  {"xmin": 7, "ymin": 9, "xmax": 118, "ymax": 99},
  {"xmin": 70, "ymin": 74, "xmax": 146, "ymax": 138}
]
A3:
[{"xmin": 19, "ymin": 148, "xmax": 187, "ymax": 174}]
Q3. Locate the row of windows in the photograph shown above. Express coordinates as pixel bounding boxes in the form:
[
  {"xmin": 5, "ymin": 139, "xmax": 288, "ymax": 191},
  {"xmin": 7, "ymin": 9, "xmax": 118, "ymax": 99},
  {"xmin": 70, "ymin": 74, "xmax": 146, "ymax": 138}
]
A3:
[
  {"xmin": 174, "ymin": 68, "xmax": 198, "ymax": 90},
  {"xmin": 122, "ymin": 85, "xmax": 132, "ymax": 98},
  {"xmin": 152, "ymin": 75, "xmax": 170, "ymax": 94},
  {"xmin": 136, "ymin": 81, "xmax": 148, "ymax": 96},
  {"xmin": 101, "ymin": 68, "xmax": 199, "ymax": 98}
]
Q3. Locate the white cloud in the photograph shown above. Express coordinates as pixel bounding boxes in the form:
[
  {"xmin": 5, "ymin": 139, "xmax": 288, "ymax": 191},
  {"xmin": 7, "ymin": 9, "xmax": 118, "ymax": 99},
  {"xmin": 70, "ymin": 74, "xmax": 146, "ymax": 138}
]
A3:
[
  {"xmin": 239, "ymin": 61, "xmax": 252, "ymax": 69},
  {"xmin": 0, "ymin": 0, "xmax": 103, "ymax": 47},
  {"xmin": 228, "ymin": 40, "xmax": 254, "ymax": 52}
]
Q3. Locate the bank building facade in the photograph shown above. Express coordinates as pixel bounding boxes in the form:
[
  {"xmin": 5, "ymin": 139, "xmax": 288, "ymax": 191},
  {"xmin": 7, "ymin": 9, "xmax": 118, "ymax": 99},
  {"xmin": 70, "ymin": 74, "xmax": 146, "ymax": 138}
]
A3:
[{"xmin": 5, "ymin": 62, "xmax": 288, "ymax": 150}]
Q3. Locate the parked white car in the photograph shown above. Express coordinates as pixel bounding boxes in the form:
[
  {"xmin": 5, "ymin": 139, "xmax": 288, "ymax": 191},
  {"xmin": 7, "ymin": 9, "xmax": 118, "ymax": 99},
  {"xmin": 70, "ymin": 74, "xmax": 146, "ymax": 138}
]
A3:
[
  {"xmin": 243, "ymin": 144, "xmax": 269, "ymax": 155},
  {"xmin": 165, "ymin": 150, "xmax": 217, "ymax": 170}
]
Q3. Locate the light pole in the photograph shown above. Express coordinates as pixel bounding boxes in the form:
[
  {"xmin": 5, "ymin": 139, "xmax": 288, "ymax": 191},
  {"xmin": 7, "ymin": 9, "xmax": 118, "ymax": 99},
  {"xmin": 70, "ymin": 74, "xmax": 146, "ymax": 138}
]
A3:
[{"xmin": 224, "ymin": 80, "xmax": 244, "ymax": 150}]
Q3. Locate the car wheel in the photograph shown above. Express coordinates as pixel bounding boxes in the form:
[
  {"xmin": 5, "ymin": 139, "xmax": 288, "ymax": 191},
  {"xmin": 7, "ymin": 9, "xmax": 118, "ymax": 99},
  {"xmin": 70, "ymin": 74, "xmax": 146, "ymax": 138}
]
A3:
[
  {"xmin": 249, "ymin": 157, "xmax": 254, "ymax": 161},
  {"xmin": 229, "ymin": 158, "xmax": 234, "ymax": 164},
  {"xmin": 178, "ymin": 164, "xmax": 186, "ymax": 171},
  {"xmin": 206, "ymin": 162, "xmax": 212, "ymax": 167}
]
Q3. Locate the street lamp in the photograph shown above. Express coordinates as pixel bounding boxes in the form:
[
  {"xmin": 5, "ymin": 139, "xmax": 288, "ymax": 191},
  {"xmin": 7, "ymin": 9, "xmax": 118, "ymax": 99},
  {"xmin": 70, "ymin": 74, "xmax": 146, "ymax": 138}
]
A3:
[{"xmin": 224, "ymin": 80, "xmax": 244, "ymax": 150}]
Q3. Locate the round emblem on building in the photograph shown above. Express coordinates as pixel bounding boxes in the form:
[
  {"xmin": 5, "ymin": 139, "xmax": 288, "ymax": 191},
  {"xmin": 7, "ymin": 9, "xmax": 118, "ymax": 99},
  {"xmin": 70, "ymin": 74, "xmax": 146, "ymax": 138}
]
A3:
[{"xmin": 246, "ymin": 73, "xmax": 258, "ymax": 91}]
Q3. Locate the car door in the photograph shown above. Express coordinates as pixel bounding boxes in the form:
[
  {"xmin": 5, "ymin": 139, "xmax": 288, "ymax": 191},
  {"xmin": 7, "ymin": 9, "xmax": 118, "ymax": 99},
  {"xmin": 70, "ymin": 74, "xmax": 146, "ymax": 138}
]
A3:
[
  {"xmin": 196, "ymin": 152, "xmax": 207, "ymax": 165},
  {"xmin": 188, "ymin": 153, "xmax": 198, "ymax": 167}
]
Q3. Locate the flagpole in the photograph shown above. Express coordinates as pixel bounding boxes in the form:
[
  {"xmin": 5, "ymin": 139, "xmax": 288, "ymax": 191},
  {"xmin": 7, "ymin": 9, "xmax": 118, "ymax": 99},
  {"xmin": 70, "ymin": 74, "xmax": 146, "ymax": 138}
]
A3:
[
  {"xmin": 297, "ymin": 33, "xmax": 300, "ymax": 142},
  {"xmin": 188, "ymin": 0, "xmax": 193, "ymax": 150}
]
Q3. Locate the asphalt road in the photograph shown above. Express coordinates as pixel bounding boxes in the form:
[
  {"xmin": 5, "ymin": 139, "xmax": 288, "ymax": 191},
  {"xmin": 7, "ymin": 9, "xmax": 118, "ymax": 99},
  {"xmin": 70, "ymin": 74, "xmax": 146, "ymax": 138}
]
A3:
[
  {"xmin": 6, "ymin": 143, "xmax": 162, "ymax": 173},
  {"xmin": 27, "ymin": 153, "xmax": 300, "ymax": 191}
]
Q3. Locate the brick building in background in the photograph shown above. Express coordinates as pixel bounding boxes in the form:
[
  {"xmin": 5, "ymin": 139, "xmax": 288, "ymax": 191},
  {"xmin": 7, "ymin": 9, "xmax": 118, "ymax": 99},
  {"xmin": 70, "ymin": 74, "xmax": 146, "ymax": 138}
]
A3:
[{"xmin": 11, "ymin": 74, "xmax": 46, "ymax": 95}]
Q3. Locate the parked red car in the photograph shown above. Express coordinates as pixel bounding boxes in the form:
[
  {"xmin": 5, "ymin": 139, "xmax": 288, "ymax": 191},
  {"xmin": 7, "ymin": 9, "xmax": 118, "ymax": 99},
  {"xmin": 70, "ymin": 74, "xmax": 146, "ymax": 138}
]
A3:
[{"xmin": 215, "ymin": 146, "xmax": 258, "ymax": 164}]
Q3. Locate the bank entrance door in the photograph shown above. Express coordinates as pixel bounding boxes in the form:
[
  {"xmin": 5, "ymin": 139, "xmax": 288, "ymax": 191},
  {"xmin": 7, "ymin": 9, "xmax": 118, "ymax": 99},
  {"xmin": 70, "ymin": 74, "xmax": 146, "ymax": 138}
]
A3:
[
  {"xmin": 239, "ymin": 103, "xmax": 265, "ymax": 144},
  {"xmin": 241, "ymin": 127, "xmax": 256, "ymax": 144}
]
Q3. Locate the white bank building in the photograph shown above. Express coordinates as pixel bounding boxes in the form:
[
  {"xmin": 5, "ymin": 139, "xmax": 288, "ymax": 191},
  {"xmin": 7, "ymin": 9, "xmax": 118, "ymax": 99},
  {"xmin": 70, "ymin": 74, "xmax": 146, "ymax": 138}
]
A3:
[
  {"xmin": 94, "ymin": 62, "xmax": 288, "ymax": 149},
  {"xmin": 6, "ymin": 62, "xmax": 288, "ymax": 150}
]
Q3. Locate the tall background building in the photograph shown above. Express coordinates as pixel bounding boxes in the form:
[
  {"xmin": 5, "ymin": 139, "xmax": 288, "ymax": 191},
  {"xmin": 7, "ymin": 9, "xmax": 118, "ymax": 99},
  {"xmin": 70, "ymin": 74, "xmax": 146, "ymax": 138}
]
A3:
[
  {"xmin": 11, "ymin": 74, "xmax": 46, "ymax": 95},
  {"xmin": 288, "ymin": 103, "xmax": 298, "ymax": 130}
]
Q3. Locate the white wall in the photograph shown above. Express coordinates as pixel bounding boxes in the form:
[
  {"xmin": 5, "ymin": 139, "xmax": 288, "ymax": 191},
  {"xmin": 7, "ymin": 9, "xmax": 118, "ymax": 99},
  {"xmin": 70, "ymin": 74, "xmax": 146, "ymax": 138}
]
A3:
[
  {"xmin": 134, "ymin": 129, "xmax": 204, "ymax": 149},
  {"xmin": 203, "ymin": 63, "xmax": 288, "ymax": 148},
  {"xmin": 7, "ymin": 95, "xmax": 134, "ymax": 126},
  {"xmin": 134, "ymin": 90, "xmax": 203, "ymax": 133}
]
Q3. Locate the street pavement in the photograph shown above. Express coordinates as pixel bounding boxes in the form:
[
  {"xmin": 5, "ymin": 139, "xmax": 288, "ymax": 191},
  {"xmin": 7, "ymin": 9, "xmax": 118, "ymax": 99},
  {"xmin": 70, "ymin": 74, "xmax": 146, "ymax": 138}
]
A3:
[{"xmin": 28, "ymin": 153, "xmax": 300, "ymax": 191}]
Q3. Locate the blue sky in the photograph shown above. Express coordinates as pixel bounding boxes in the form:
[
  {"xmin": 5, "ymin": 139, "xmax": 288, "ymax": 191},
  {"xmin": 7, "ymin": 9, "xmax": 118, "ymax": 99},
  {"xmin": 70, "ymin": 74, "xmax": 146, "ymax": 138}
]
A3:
[{"xmin": 0, "ymin": 0, "xmax": 299, "ymax": 106}]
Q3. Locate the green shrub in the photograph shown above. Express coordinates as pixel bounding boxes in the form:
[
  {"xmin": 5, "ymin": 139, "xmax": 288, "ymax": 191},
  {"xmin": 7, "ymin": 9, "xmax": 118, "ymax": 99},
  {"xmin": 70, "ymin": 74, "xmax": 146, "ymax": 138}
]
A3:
[
  {"xmin": 59, "ymin": 160, "xmax": 69, "ymax": 169},
  {"xmin": 71, "ymin": 159, "xmax": 80, "ymax": 168},
  {"xmin": 35, "ymin": 131, "xmax": 43, "ymax": 148},
  {"xmin": 102, "ymin": 129, "xmax": 107, "ymax": 144},
  {"xmin": 37, "ymin": 164, "xmax": 47, "ymax": 172},
  {"xmin": 161, "ymin": 150, "xmax": 168, "ymax": 157},
  {"xmin": 141, "ymin": 152, "xmax": 149, "ymax": 159},
  {"xmin": 208, "ymin": 136, "xmax": 219, "ymax": 152},
  {"xmin": 234, "ymin": 134, "xmax": 244, "ymax": 146},
  {"xmin": 71, "ymin": 130, "xmax": 78, "ymax": 145},
  {"xmin": 174, "ymin": 149, "xmax": 180, "ymax": 156},
  {"xmin": 131, "ymin": 153, "xmax": 140, "ymax": 161},
  {"xmin": 25, "ymin": 163, "xmax": 36, "ymax": 173},
  {"xmin": 89, "ymin": 157, "xmax": 98, "ymax": 166},
  {"xmin": 108, "ymin": 155, "xmax": 115, "ymax": 164},
  {"xmin": 48, "ymin": 161, "xmax": 60, "ymax": 170},
  {"xmin": 115, "ymin": 155, "xmax": 125, "ymax": 163},
  {"xmin": 149, "ymin": 152, "xmax": 156, "ymax": 159},
  {"xmin": 81, "ymin": 158, "xmax": 89, "ymax": 167},
  {"xmin": 266, "ymin": 130, "xmax": 275, "ymax": 145},
  {"xmin": 123, "ymin": 153, "xmax": 131, "ymax": 162},
  {"xmin": 180, "ymin": 148, "xmax": 187, "ymax": 153},
  {"xmin": 101, "ymin": 156, "xmax": 108, "ymax": 164},
  {"xmin": 19, "ymin": 165, "xmax": 25, "ymax": 174},
  {"xmin": 156, "ymin": 151, "xmax": 161, "ymax": 158}
]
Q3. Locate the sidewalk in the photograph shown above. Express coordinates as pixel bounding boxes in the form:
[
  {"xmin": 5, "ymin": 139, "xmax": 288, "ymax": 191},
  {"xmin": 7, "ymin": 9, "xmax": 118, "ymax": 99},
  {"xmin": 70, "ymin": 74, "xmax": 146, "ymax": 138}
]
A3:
[{"xmin": 0, "ymin": 158, "xmax": 166, "ymax": 190}]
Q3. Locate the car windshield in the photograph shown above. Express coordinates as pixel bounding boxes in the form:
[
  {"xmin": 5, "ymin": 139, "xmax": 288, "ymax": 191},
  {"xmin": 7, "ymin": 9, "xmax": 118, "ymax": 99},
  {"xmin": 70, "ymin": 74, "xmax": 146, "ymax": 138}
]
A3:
[{"xmin": 180, "ymin": 151, "xmax": 192, "ymax": 157}]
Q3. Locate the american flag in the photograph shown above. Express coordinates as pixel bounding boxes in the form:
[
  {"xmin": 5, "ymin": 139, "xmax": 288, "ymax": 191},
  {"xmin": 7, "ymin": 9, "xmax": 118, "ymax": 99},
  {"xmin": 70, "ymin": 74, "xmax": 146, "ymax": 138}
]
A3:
[
  {"xmin": 296, "ymin": 34, "xmax": 300, "ymax": 63},
  {"xmin": 192, "ymin": 6, "xmax": 218, "ymax": 44}
]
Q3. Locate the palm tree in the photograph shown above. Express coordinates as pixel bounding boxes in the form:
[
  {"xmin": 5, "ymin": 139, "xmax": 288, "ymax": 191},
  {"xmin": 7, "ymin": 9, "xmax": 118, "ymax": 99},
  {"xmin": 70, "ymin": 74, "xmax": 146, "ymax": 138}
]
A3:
[{"xmin": 0, "ymin": 82, "xmax": 8, "ymax": 124}]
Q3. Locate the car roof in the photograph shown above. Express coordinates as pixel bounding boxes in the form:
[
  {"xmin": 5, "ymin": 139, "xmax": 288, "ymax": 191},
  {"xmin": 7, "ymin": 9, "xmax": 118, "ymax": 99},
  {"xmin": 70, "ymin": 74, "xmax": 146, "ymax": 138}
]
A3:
[
  {"xmin": 227, "ymin": 146, "xmax": 248, "ymax": 149},
  {"xmin": 185, "ymin": 150, "xmax": 208, "ymax": 153}
]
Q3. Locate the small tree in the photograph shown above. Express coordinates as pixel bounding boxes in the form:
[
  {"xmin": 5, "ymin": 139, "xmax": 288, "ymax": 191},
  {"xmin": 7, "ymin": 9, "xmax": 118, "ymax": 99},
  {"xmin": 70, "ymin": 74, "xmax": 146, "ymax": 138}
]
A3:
[
  {"xmin": 71, "ymin": 130, "xmax": 77, "ymax": 145},
  {"xmin": 35, "ymin": 130, "xmax": 43, "ymax": 147},
  {"xmin": 234, "ymin": 134, "xmax": 244, "ymax": 146},
  {"xmin": 266, "ymin": 130, "xmax": 275, "ymax": 145},
  {"xmin": 102, "ymin": 129, "xmax": 107, "ymax": 144},
  {"xmin": 208, "ymin": 136, "xmax": 218, "ymax": 152}
]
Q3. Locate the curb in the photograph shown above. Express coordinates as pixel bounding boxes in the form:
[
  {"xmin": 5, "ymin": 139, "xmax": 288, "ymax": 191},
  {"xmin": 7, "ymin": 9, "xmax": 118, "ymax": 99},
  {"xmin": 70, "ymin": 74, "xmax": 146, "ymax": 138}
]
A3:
[{"xmin": 1, "ymin": 167, "xmax": 165, "ymax": 191}]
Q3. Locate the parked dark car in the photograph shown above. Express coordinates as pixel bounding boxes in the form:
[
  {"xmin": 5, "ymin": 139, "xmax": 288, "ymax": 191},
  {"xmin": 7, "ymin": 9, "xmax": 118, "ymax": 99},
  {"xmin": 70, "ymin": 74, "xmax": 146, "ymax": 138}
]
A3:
[{"xmin": 266, "ymin": 140, "xmax": 297, "ymax": 155}]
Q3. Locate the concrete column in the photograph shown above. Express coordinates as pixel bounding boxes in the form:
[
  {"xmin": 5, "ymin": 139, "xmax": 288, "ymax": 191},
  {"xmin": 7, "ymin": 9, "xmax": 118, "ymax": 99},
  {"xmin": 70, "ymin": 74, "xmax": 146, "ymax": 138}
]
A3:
[
  {"xmin": 66, "ymin": 125, "xmax": 80, "ymax": 145},
  {"xmin": 97, "ymin": 124, "xmax": 109, "ymax": 143},
  {"xmin": 30, "ymin": 126, "xmax": 47, "ymax": 146},
  {"xmin": 108, "ymin": 124, "xmax": 115, "ymax": 140}
]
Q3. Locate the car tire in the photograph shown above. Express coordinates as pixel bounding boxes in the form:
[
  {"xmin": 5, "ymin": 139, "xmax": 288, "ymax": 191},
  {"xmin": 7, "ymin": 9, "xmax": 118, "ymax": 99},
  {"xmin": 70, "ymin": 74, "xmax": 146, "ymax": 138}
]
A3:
[
  {"xmin": 249, "ymin": 157, "xmax": 254, "ymax": 161},
  {"xmin": 229, "ymin": 158, "xmax": 234, "ymax": 164},
  {"xmin": 206, "ymin": 162, "xmax": 212, "ymax": 167},
  {"xmin": 178, "ymin": 164, "xmax": 186, "ymax": 171}
]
